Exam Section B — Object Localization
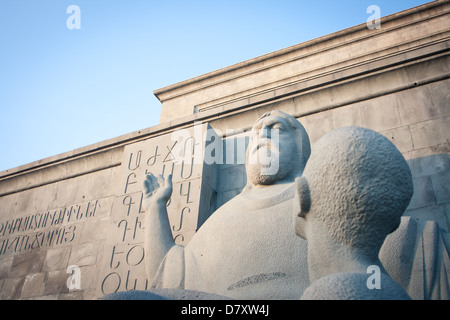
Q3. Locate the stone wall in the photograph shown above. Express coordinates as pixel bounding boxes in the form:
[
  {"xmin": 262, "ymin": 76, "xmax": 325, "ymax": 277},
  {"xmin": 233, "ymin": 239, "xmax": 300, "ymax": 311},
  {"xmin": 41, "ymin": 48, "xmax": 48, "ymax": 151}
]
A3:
[
  {"xmin": 214, "ymin": 73, "xmax": 450, "ymax": 212},
  {"xmin": 0, "ymin": 0, "xmax": 448, "ymax": 299},
  {"xmin": 0, "ymin": 124, "xmax": 220, "ymax": 299}
]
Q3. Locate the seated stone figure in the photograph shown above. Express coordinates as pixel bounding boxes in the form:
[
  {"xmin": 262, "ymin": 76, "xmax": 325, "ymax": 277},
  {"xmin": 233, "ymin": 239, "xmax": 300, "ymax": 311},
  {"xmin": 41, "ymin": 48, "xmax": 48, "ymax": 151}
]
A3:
[
  {"xmin": 142, "ymin": 110, "xmax": 312, "ymax": 299},
  {"xmin": 294, "ymin": 126, "xmax": 412, "ymax": 300}
]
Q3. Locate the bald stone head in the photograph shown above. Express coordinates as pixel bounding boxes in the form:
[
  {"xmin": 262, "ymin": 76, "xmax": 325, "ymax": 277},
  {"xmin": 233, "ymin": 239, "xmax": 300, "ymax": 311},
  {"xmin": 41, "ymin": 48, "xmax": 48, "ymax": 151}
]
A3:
[{"xmin": 294, "ymin": 126, "xmax": 413, "ymax": 258}]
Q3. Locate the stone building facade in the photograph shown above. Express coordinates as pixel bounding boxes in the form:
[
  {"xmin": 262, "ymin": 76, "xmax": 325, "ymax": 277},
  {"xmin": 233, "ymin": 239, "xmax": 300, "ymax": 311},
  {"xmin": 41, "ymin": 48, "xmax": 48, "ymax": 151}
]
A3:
[{"xmin": 0, "ymin": 0, "xmax": 449, "ymax": 299}]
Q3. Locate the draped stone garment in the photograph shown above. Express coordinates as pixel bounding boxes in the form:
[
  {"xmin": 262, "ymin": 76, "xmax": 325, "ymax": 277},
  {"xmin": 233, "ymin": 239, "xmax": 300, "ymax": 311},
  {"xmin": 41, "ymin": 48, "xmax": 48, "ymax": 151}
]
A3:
[
  {"xmin": 380, "ymin": 216, "xmax": 450, "ymax": 300},
  {"xmin": 151, "ymin": 183, "xmax": 310, "ymax": 300}
]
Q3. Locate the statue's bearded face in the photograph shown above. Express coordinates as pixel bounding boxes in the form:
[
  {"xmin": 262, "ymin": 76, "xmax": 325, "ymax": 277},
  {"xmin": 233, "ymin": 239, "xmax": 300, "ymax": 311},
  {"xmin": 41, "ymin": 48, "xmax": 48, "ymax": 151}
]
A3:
[{"xmin": 246, "ymin": 115, "xmax": 299, "ymax": 186}]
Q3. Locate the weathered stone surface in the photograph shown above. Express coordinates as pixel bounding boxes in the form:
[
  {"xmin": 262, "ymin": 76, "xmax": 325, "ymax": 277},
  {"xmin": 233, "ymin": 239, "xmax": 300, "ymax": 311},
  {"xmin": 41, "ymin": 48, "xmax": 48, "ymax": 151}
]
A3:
[
  {"xmin": 102, "ymin": 288, "xmax": 231, "ymax": 300},
  {"xmin": 43, "ymin": 247, "xmax": 71, "ymax": 271},
  {"xmin": 11, "ymin": 251, "xmax": 45, "ymax": 277},
  {"xmin": 21, "ymin": 272, "xmax": 47, "ymax": 299},
  {"xmin": 0, "ymin": 277, "xmax": 25, "ymax": 299}
]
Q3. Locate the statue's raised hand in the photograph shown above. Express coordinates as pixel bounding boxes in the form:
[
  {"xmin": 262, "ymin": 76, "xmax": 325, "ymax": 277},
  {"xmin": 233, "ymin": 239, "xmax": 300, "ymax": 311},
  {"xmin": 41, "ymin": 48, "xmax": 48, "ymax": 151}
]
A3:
[
  {"xmin": 142, "ymin": 174, "xmax": 174, "ymax": 282},
  {"xmin": 143, "ymin": 173, "xmax": 173, "ymax": 208}
]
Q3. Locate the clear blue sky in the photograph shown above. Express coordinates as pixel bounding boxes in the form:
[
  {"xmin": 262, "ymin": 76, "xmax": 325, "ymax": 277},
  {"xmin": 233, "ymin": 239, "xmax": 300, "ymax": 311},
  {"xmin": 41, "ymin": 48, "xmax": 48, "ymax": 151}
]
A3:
[{"xmin": 0, "ymin": 0, "xmax": 431, "ymax": 172}]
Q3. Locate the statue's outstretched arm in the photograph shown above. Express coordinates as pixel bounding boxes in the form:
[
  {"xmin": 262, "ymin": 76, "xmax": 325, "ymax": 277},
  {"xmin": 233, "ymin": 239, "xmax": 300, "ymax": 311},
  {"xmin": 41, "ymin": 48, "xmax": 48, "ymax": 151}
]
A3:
[{"xmin": 142, "ymin": 173, "xmax": 175, "ymax": 283}]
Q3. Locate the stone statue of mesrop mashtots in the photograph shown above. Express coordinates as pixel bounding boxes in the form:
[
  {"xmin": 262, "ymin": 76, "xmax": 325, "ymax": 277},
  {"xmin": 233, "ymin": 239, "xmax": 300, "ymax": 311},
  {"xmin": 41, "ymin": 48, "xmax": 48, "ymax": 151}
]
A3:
[{"xmin": 142, "ymin": 110, "xmax": 311, "ymax": 300}]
